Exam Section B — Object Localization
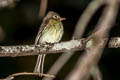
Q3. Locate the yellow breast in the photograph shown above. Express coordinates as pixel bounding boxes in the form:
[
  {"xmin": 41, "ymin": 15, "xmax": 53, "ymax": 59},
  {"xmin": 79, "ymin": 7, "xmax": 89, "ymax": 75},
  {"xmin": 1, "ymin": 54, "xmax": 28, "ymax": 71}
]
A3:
[{"xmin": 39, "ymin": 19, "xmax": 64, "ymax": 44}]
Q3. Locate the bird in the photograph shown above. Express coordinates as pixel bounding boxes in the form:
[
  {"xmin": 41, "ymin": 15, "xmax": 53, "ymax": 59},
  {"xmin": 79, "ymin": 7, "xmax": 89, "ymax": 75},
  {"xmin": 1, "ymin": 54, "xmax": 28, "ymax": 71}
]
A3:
[{"xmin": 34, "ymin": 11, "xmax": 65, "ymax": 74}]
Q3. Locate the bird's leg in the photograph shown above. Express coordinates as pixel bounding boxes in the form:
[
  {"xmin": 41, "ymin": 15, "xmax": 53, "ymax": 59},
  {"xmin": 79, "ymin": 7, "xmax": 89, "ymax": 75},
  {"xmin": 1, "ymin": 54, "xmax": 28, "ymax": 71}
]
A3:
[
  {"xmin": 41, "ymin": 54, "xmax": 46, "ymax": 74},
  {"xmin": 34, "ymin": 45, "xmax": 46, "ymax": 76},
  {"xmin": 34, "ymin": 55, "xmax": 43, "ymax": 74}
]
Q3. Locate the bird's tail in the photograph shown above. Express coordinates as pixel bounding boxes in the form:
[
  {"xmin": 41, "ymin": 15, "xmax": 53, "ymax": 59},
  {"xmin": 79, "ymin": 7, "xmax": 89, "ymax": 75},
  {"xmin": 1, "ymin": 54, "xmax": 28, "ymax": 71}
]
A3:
[{"xmin": 34, "ymin": 54, "xmax": 46, "ymax": 73}]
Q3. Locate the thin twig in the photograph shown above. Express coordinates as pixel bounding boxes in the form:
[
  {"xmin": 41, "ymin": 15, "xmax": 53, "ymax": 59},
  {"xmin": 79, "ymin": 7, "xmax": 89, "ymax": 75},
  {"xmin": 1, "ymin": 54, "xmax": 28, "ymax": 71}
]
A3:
[{"xmin": 0, "ymin": 72, "xmax": 55, "ymax": 80}]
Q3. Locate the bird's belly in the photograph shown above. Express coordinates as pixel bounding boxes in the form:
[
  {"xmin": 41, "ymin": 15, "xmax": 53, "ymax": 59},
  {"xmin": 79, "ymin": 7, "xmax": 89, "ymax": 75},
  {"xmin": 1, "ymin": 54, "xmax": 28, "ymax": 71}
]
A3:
[{"xmin": 39, "ymin": 28, "xmax": 63, "ymax": 44}]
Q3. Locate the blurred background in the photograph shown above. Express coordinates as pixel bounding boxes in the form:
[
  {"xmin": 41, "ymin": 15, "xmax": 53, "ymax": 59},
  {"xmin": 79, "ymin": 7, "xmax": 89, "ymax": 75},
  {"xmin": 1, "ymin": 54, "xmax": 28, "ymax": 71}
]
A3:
[{"xmin": 0, "ymin": 0, "xmax": 120, "ymax": 80}]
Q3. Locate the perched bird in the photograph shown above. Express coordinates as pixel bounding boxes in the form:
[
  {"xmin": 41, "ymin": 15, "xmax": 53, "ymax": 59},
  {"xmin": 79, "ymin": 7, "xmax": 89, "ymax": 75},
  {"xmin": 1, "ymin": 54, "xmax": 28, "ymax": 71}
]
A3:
[{"xmin": 34, "ymin": 11, "xmax": 65, "ymax": 74}]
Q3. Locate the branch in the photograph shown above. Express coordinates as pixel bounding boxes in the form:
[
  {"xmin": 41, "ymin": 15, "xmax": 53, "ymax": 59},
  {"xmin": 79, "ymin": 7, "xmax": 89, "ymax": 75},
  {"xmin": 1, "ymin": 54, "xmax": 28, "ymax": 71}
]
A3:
[
  {"xmin": 0, "ymin": 26, "xmax": 5, "ymax": 42},
  {"xmin": 90, "ymin": 65, "xmax": 102, "ymax": 80},
  {"xmin": 65, "ymin": 0, "xmax": 118, "ymax": 80},
  {"xmin": 73, "ymin": 0, "xmax": 104, "ymax": 39},
  {"xmin": 38, "ymin": 0, "xmax": 48, "ymax": 18},
  {"xmin": 0, "ymin": 37, "xmax": 119, "ymax": 57},
  {"xmin": 0, "ymin": 39, "xmax": 85, "ymax": 57}
]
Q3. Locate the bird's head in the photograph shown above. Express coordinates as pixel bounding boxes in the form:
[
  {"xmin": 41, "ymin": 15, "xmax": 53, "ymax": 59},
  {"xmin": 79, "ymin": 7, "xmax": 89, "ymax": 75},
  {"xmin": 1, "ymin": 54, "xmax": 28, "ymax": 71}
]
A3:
[{"xmin": 43, "ymin": 11, "xmax": 66, "ymax": 21}]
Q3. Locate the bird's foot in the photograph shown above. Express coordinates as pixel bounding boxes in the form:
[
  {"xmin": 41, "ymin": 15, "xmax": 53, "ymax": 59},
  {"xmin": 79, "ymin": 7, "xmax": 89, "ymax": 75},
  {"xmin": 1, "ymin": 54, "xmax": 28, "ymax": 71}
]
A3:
[
  {"xmin": 34, "ymin": 71, "xmax": 55, "ymax": 78},
  {"xmin": 45, "ymin": 42, "xmax": 54, "ymax": 48},
  {"xmin": 34, "ymin": 71, "xmax": 43, "ymax": 77}
]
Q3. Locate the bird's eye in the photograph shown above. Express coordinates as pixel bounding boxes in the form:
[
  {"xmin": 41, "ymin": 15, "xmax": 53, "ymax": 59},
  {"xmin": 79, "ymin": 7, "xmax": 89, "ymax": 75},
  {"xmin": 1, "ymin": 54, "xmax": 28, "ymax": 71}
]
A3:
[{"xmin": 53, "ymin": 15, "xmax": 58, "ymax": 19}]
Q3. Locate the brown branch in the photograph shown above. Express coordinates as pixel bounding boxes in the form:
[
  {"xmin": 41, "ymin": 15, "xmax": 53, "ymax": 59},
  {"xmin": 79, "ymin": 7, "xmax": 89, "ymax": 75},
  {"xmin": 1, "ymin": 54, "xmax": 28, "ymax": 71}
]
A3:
[
  {"xmin": 0, "ymin": 37, "xmax": 119, "ymax": 57},
  {"xmin": 0, "ymin": 26, "xmax": 5, "ymax": 42},
  {"xmin": 65, "ymin": 0, "xmax": 118, "ymax": 80},
  {"xmin": 73, "ymin": 0, "xmax": 105, "ymax": 39},
  {"xmin": 0, "ymin": 72, "xmax": 55, "ymax": 80},
  {"xmin": 90, "ymin": 65, "xmax": 102, "ymax": 80},
  {"xmin": 38, "ymin": 0, "xmax": 48, "ymax": 18}
]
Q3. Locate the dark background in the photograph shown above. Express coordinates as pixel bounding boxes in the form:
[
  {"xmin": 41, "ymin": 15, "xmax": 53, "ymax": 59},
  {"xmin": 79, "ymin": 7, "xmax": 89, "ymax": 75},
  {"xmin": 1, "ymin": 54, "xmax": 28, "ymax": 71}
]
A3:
[{"xmin": 0, "ymin": 0, "xmax": 120, "ymax": 80}]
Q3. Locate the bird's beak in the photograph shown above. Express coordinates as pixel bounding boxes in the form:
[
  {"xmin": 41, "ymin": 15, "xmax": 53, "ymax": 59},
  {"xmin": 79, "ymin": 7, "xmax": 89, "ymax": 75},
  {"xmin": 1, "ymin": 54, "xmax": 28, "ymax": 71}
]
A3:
[{"xmin": 60, "ymin": 17, "xmax": 66, "ymax": 21}]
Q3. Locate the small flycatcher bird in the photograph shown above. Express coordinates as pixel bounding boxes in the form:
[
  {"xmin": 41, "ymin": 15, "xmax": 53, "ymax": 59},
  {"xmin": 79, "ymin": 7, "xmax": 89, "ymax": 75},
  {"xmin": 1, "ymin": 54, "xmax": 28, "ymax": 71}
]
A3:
[{"xmin": 34, "ymin": 11, "xmax": 65, "ymax": 74}]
